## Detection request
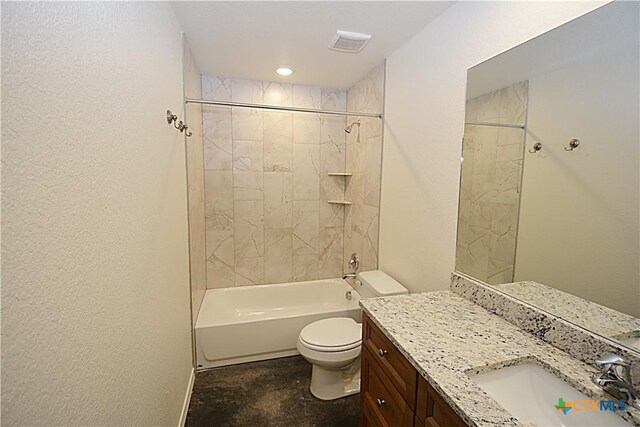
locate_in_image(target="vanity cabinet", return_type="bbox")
[360,313,468,427]
[416,376,467,427]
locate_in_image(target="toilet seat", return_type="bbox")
[299,317,362,353]
[299,338,361,352]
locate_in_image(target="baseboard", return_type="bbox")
[179,367,195,427]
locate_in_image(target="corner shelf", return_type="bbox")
[327,200,352,205]
[326,172,353,177]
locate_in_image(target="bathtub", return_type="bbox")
[195,278,362,369]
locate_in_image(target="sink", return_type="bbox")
[470,363,632,426]
[613,331,640,350]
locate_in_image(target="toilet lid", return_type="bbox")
[299,317,362,351]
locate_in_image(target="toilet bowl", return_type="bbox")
[297,270,409,400]
[297,317,362,400]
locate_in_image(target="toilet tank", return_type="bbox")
[356,270,408,298]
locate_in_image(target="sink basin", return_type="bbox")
[613,331,640,350]
[470,363,632,426]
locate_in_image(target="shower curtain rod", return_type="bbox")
[185,98,383,119]
[465,120,525,129]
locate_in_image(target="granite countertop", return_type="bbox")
[494,282,640,340]
[360,291,640,427]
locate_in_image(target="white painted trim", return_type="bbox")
[179,368,195,427]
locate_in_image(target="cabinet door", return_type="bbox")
[416,375,468,427]
[363,313,418,409]
[361,346,414,427]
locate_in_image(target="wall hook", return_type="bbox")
[564,138,580,151]
[166,110,178,125]
[529,142,543,154]
[166,109,192,137]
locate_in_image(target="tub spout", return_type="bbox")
[343,273,357,280]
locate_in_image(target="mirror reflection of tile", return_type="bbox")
[456,81,527,285]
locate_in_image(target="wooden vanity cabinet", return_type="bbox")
[361,346,414,427]
[360,313,468,427]
[416,376,467,427]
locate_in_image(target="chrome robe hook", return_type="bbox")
[166,110,192,137]
[529,142,543,154]
[167,110,178,125]
[564,138,580,151]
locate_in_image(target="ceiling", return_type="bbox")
[171,1,454,90]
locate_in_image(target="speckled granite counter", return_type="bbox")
[494,282,640,341]
[360,291,640,427]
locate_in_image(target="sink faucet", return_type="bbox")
[591,354,640,410]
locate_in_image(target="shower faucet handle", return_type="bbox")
[348,253,359,271]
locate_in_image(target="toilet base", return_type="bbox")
[309,357,361,400]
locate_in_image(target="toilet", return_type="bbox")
[297,270,408,400]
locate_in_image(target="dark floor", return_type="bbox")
[185,356,360,427]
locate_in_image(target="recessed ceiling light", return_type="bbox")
[276,67,293,76]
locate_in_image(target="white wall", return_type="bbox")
[1,3,193,425]
[515,44,639,316]
[380,1,608,293]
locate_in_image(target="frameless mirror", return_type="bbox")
[455,1,640,352]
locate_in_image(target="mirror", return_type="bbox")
[455,1,640,352]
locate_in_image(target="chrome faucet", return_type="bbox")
[343,253,360,281]
[591,354,640,410]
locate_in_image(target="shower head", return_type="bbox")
[345,119,361,134]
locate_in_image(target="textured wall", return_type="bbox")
[1,3,193,425]
[456,82,527,285]
[201,77,347,287]
[183,37,207,331]
[345,64,385,272]
[380,1,607,293]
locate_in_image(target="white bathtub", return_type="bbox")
[195,278,362,369]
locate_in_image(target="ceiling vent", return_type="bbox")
[328,31,371,53]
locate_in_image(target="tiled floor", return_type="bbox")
[185,356,360,427]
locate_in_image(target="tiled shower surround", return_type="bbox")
[202,64,384,288]
[344,64,384,273]
[456,81,527,285]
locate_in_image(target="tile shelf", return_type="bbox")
[326,172,353,177]
[327,200,352,205]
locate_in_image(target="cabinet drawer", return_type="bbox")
[361,347,413,427]
[360,396,382,427]
[363,313,417,409]
[416,375,468,427]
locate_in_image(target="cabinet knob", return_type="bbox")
[378,348,388,357]
[376,398,386,407]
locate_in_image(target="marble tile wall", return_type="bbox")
[456,81,527,285]
[344,63,385,272]
[201,75,347,287]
